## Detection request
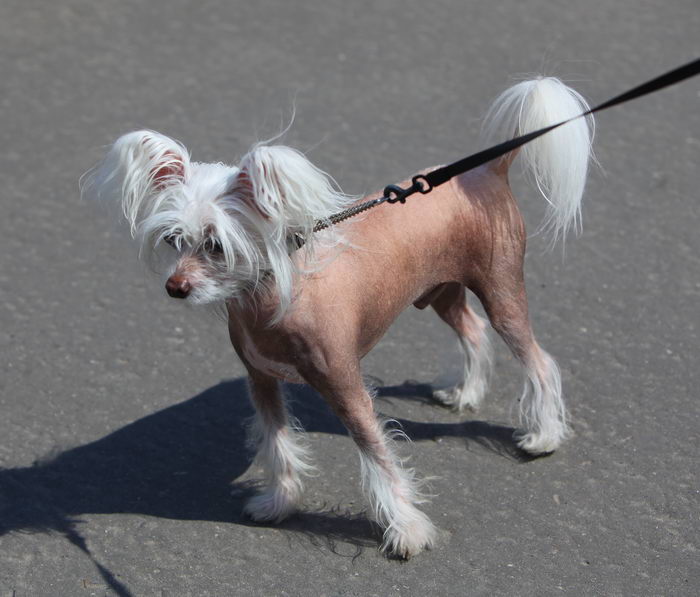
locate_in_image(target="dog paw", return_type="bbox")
[514,430,564,455]
[243,489,297,523]
[381,510,437,559]
[432,386,480,412]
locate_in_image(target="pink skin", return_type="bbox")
[224,158,539,389]
[429,282,487,349]
[166,157,559,557]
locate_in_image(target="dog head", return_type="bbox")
[83,130,352,319]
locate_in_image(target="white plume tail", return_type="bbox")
[482,77,595,244]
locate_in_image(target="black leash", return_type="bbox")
[307,57,700,240]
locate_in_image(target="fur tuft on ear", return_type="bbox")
[233,143,356,323]
[237,144,353,242]
[82,130,191,235]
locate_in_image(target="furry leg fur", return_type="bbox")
[357,417,436,558]
[479,277,571,455]
[312,371,436,558]
[514,346,569,454]
[431,284,493,411]
[244,373,314,522]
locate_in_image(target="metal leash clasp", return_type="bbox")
[383,174,433,204]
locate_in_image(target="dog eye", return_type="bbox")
[163,233,179,248]
[204,238,224,255]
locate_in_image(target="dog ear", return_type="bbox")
[236,145,346,234]
[83,130,190,234]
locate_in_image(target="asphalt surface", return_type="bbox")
[1,1,699,595]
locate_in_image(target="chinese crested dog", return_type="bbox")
[84,76,594,558]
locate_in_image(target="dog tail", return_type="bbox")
[482,77,595,244]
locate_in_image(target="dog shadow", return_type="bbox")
[0,377,524,594]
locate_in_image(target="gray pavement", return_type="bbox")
[1,1,699,595]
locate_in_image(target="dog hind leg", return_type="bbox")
[243,371,314,522]
[477,275,571,455]
[430,282,493,412]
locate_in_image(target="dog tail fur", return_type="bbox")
[482,77,595,245]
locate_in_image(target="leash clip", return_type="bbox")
[383,174,433,204]
[411,174,433,194]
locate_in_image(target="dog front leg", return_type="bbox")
[307,366,436,558]
[243,370,314,523]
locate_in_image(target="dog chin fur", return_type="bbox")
[85,74,594,558]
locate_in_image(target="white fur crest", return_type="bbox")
[82,130,192,235]
[238,144,354,239]
[235,144,356,320]
[83,131,355,322]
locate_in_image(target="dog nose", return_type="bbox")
[165,275,192,299]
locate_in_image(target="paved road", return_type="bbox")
[1,1,699,595]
